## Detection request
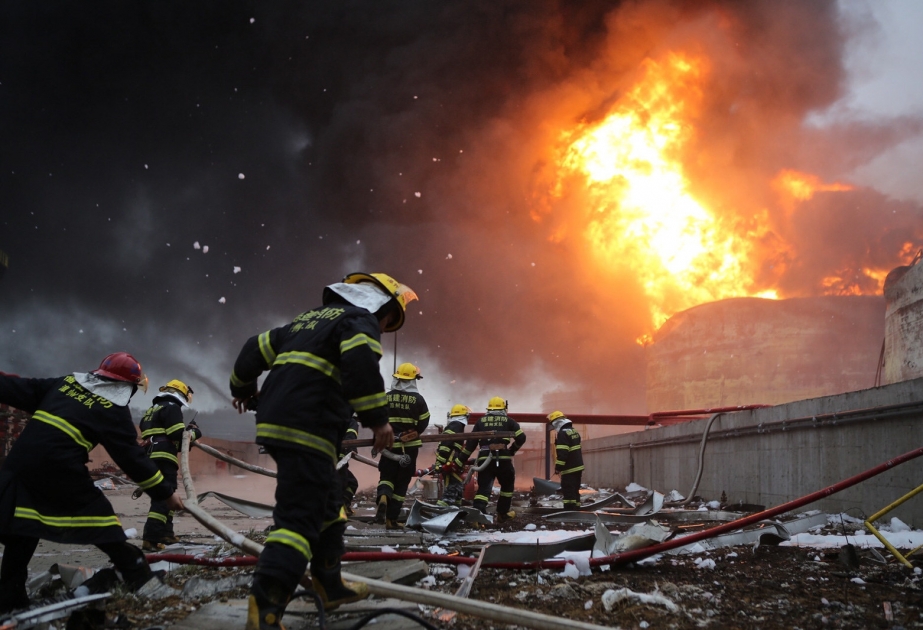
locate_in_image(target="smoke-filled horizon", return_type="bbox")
[2,0,922,420]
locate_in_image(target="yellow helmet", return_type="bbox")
[393,362,421,380]
[448,404,471,418]
[547,410,566,423]
[486,396,507,410]
[343,272,418,332]
[159,379,193,400]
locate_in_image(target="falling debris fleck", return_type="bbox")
[414,192,421,198]
[194,242,201,250]
[218,297,226,304]
[249,17,255,23]
[418,311,422,315]
[413,95,418,99]
[203,246,209,253]
[356,240,361,245]
[238,173,245,180]
[446,253,453,259]
[166,243,171,247]
[233,266,241,274]
[266,245,270,250]
[531,262,536,267]
[144,164,149,169]
[79,329,84,334]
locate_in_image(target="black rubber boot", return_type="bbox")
[310,558,369,611]
[374,495,387,524]
[246,574,292,630]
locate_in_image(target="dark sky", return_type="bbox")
[1,0,921,419]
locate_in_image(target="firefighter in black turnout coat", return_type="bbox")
[230,272,416,630]
[464,397,526,522]
[547,411,585,510]
[375,362,430,528]
[139,379,202,550]
[435,404,472,506]
[0,353,184,614]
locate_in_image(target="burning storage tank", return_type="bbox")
[882,256,923,384]
[645,296,884,412]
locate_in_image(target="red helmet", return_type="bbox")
[93,352,146,388]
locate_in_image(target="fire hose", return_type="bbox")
[373,447,412,468]
[463,454,493,484]
[176,431,611,630]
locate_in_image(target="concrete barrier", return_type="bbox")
[582,377,923,526]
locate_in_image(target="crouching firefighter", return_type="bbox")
[375,362,429,529]
[139,379,201,551]
[464,397,526,522]
[435,404,471,506]
[0,353,184,615]
[547,411,584,510]
[230,272,416,629]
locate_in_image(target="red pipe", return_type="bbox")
[587,443,923,567]
[342,551,475,565]
[147,445,923,572]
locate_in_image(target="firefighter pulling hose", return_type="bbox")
[375,362,430,529]
[229,271,417,629]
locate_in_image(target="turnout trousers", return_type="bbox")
[339,465,358,509]
[376,446,419,521]
[143,459,179,542]
[256,445,347,594]
[560,471,582,510]
[472,457,516,516]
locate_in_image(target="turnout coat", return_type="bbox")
[230,302,390,463]
[0,373,173,544]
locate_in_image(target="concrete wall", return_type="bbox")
[884,261,923,384]
[583,377,923,526]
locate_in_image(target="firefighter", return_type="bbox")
[230,272,416,630]
[338,414,360,516]
[0,353,184,614]
[434,404,471,507]
[139,379,202,551]
[547,411,584,510]
[463,397,526,522]
[375,362,430,528]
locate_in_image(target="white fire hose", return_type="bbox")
[372,446,412,468]
[463,454,493,484]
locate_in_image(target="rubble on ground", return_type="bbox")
[5,484,923,629]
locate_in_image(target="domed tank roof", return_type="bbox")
[646,296,884,411]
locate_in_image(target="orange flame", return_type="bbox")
[773,169,853,202]
[556,53,761,334]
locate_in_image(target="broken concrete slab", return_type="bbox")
[181,574,251,600]
[1,593,111,629]
[458,533,597,564]
[344,532,427,548]
[342,559,429,585]
[593,521,673,556]
[171,597,422,630]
